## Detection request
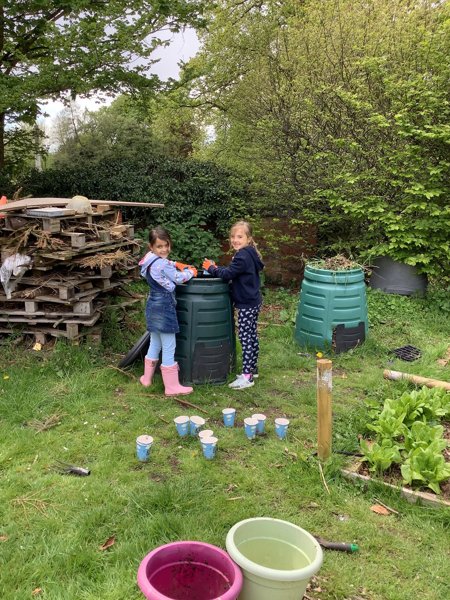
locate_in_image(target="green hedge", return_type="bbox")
[22,156,250,264]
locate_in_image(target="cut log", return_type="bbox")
[383,369,450,391]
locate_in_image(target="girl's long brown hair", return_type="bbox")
[148,226,172,248]
[230,221,262,259]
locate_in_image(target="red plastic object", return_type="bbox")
[0,195,7,218]
[137,541,243,600]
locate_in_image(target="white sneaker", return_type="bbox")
[228,375,254,390]
[228,375,246,388]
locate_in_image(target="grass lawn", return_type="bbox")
[0,284,449,600]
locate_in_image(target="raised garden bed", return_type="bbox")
[342,458,450,509]
[352,385,450,507]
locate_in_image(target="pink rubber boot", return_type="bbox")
[140,358,158,387]
[161,363,193,396]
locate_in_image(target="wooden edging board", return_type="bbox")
[341,469,450,509]
[1,198,164,212]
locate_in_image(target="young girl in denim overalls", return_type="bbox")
[139,226,197,395]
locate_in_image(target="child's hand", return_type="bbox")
[202,258,216,271]
[188,267,198,278]
[175,261,190,271]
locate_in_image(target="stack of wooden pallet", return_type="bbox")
[0,198,158,343]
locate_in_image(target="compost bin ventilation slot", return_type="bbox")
[333,322,365,354]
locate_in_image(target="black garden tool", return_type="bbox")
[52,460,90,476]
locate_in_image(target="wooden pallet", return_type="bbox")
[0,310,101,338]
[3,209,118,233]
[0,324,103,344]
[36,239,139,261]
[0,298,99,317]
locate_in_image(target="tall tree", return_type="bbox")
[0,0,205,172]
[186,0,450,276]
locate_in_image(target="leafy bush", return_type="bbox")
[138,215,222,266]
[21,156,250,246]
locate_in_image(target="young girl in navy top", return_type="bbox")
[139,226,197,395]
[203,221,264,390]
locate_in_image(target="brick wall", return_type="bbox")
[219,217,316,286]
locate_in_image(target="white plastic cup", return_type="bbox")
[222,408,236,427]
[136,435,153,462]
[201,436,218,460]
[190,415,206,436]
[244,417,258,440]
[198,429,214,440]
[275,418,290,440]
[174,415,190,437]
[252,413,267,434]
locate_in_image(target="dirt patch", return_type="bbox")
[169,455,181,471]
[149,472,167,482]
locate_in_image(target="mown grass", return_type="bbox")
[0,285,449,600]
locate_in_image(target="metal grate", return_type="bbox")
[391,345,422,362]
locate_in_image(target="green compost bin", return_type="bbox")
[175,277,236,385]
[295,266,368,352]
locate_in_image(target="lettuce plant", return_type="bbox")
[360,439,402,474]
[401,444,450,495]
[403,421,447,454]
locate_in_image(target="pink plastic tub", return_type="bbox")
[137,541,243,600]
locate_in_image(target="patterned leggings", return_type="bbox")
[237,304,262,375]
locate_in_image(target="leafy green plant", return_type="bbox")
[397,387,450,424]
[279,306,298,325]
[163,215,222,266]
[367,387,450,430]
[401,444,450,495]
[361,385,450,493]
[366,405,408,442]
[403,422,447,455]
[360,439,402,474]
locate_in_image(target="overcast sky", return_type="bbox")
[40,28,200,124]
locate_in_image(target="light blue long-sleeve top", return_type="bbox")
[139,251,193,291]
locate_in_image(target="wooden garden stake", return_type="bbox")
[317,359,332,461]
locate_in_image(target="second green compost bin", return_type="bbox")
[295,266,368,352]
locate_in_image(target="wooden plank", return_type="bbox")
[73,301,94,315]
[34,332,47,345]
[65,323,79,339]
[25,301,38,314]
[0,324,101,341]
[37,238,138,261]
[100,266,112,278]
[59,286,75,300]
[42,218,61,233]
[0,311,101,326]
[1,198,164,212]
[26,208,76,217]
[60,232,86,248]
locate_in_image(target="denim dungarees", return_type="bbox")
[145,257,179,334]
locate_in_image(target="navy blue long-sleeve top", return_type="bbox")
[207,246,264,308]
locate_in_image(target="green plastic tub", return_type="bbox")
[225,517,323,600]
